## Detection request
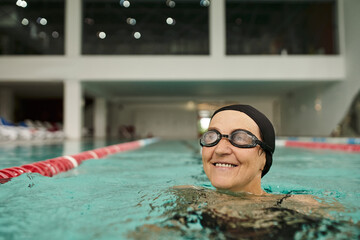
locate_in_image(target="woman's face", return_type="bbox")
[201,110,266,194]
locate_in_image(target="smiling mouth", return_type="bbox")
[213,162,238,168]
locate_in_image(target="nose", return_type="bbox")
[214,137,232,155]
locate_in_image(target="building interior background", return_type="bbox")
[0,0,359,141]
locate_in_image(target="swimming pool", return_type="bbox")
[0,140,359,239]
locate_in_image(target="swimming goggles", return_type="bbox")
[200,129,273,154]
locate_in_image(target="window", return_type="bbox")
[82,0,210,55]
[0,0,65,55]
[226,0,338,55]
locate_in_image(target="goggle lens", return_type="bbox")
[200,129,257,148]
[231,130,254,146]
[202,131,218,146]
[200,129,274,154]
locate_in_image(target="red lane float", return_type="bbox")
[0,138,158,182]
[285,141,360,152]
[22,164,47,176]
[0,167,29,178]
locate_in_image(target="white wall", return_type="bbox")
[0,57,344,82]
[135,108,197,139]
[102,97,278,139]
[279,0,360,136]
[117,106,136,128]
[115,103,198,139]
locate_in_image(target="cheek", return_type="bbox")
[201,147,212,162]
[234,148,263,169]
[249,149,266,170]
[201,148,213,176]
[258,152,267,170]
[233,148,254,162]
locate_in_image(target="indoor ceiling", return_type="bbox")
[0,81,63,98]
[0,80,335,102]
[82,80,335,103]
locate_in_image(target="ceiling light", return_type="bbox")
[120,0,130,8]
[98,32,106,39]
[166,17,175,25]
[166,0,175,8]
[21,18,29,26]
[126,18,136,25]
[200,0,210,7]
[133,32,141,39]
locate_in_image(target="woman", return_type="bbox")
[129,105,348,239]
[200,104,275,195]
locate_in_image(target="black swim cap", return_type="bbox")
[211,104,275,178]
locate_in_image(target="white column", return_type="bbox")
[210,0,226,58]
[0,89,14,122]
[94,98,107,138]
[64,80,82,139]
[65,0,82,57]
[63,0,82,139]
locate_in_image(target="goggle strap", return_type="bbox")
[255,140,274,154]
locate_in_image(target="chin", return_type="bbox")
[210,178,235,190]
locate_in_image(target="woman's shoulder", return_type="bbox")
[287,194,321,205]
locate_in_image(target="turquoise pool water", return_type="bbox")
[0,139,124,169]
[0,140,359,239]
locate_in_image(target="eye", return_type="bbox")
[203,131,218,144]
[232,131,253,145]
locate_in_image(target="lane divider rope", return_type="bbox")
[276,138,360,152]
[284,141,360,152]
[0,138,158,184]
[63,156,78,168]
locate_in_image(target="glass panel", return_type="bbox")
[82,0,209,55]
[0,0,65,55]
[226,0,338,55]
